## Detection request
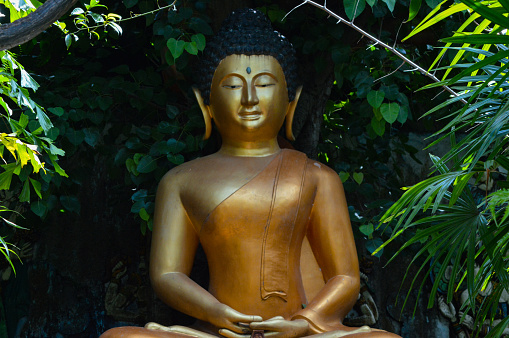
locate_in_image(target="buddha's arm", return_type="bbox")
[150,172,262,334]
[291,164,360,334]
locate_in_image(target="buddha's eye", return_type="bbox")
[221,76,243,89]
[222,84,243,89]
[254,75,276,88]
[255,83,275,88]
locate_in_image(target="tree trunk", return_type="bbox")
[292,58,335,159]
[0,0,79,50]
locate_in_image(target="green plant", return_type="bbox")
[378,1,509,336]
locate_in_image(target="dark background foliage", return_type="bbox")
[0,0,467,336]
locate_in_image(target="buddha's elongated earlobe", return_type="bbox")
[285,86,303,141]
[192,87,212,140]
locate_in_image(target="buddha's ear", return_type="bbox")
[192,87,212,140]
[285,86,303,142]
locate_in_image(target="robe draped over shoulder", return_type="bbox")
[199,149,312,320]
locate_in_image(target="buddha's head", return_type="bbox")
[193,8,302,141]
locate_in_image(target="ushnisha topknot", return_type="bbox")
[194,8,299,105]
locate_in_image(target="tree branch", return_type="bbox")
[0,0,79,51]
[292,0,467,104]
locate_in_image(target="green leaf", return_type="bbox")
[123,0,138,8]
[166,105,179,119]
[49,155,67,177]
[168,154,184,165]
[366,238,384,257]
[344,0,366,20]
[88,12,104,23]
[0,165,16,190]
[0,97,12,115]
[48,144,65,156]
[397,105,409,124]
[65,128,85,145]
[20,69,39,90]
[460,0,509,28]
[381,0,395,12]
[137,155,157,173]
[107,22,122,36]
[184,41,198,55]
[167,38,185,59]
[402,0,453,42]
[366,0,376,7]
[339,171,350,182]
[131,189,147,201]
[442,34,509,45]
[371,117,385,136]
[31,200,47,217]
[408,0,422,21]
[48,107,64,116]
[360,223,374,236]
[367,90,385,108]
[70,97,83,109]
[60,195,81,214]
[167,139,186,154]
[71,7,85,15]
[34,105,53,133]
[126,158,138,175]
[499,0,509,12]
[65,34,72,49]
[440,34,509,44]
[19,180,30,202]
[83,128,100,147]
[425,0,440,8]
[29,178,42,199]
[353,172,364,185]
[380,102,400,124]
[18,113,29,128]
[131,199,146,213]
[188,17,213,35]
[191,33,206,51]
[97,96,113,111]
[125,137,142,150]
[139,208,150,221]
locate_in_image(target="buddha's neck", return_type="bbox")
[219,138,281,157]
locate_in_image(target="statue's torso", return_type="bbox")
[176,150,317,320]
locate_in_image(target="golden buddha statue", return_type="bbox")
[102,9,401,338]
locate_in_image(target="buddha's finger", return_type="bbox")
[227,311,263,324]
[219,328,251,338]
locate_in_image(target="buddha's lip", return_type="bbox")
[238,110,262,119]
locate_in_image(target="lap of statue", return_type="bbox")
[101,323,401,338]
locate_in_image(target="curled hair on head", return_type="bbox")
[194,8,299,105]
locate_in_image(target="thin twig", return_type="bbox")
[282,1,308,22]
[289,0,467,104]
[374,61,405,83]
[393,20,404,49]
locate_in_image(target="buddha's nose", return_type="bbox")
[241,83,259,106]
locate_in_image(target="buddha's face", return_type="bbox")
[207,54,290,142]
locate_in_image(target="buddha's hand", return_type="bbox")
[220,316,309,338]
[208,303,263,335]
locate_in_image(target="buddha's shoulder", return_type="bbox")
[304,157,342,185]
[158,155,217,185]
[280,149,341,185]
